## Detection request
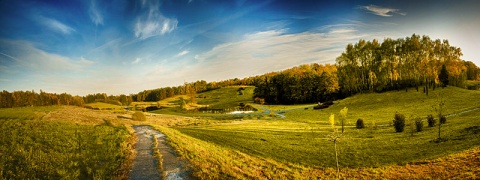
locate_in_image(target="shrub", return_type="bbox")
[415,119,424,132]
[427,114,436,127]
[393,113,405,132]
[313,101,334,110]
[440,115,447,124]
[356,118,365,129]
[132,111,147,121]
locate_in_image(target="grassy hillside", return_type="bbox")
[285,86,480,125]
[196,86,255,109]
[0,106,133,179]
[151,86,256,117]
[174,86,480,169]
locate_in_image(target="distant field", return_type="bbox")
[196,86,255,109]
[84,102,125,110]
[0,106,59,120]
[156,95,190,108]
[151,86,257,118]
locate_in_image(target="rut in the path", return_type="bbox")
[129,126,195,180]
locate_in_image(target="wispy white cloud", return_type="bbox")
[329,28,357,34]
[132,57,142,64]
[134,0,178,39]
[80,56,95,65]
[38,16,76,34]
[175,50,189,57]
[89,0,103,25]
[359,5,406,17]
[169,27,366,82]
[0,51,20,61]
[0,40,94,73]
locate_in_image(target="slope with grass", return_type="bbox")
[151,86,256,118]
[196,86,255,109]
[173,87,480,170]
[0,106,134,179]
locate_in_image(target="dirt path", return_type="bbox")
[129,126,195,180]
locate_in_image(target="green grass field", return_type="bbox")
[173,87,480,169]
[1,86,479,179]
[0,107,133,179]
[196,86,255,109]
[151,86,257,118]
[0,106,60,120]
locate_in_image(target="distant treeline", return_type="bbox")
[1,34,479,108]
[0,90,84,108]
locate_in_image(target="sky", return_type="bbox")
[1,0,479,95]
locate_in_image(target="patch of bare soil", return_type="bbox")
[129,126,162,180]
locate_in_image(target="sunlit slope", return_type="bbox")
[285,86,480,124]
[176,86,480,168]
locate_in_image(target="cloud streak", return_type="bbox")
[172,27,365,82]
[39,16,76,34]
[0,40,94,73]
[175,50,189,57]
[359,5,406,17]
[132,57,142,64]
[89,0,103,25]
[134,0,178,39]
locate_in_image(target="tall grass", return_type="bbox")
[0,107,134,179]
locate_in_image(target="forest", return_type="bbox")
[1,34,479,108]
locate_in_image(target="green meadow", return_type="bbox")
[1,86,479,179]
[153,86,480,178]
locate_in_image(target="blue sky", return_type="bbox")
[1,0,479,95]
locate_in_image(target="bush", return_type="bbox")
[132,111,147,121]
[393,113,405,132]
[313,101,334,110]
[440,116,447,124]
[415,119,424,132]
[356,118,365,129]
[427,114,436,127]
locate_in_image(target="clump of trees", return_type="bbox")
[253,64,339,104]
[336,34,468,96]
[83,93,133,106]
